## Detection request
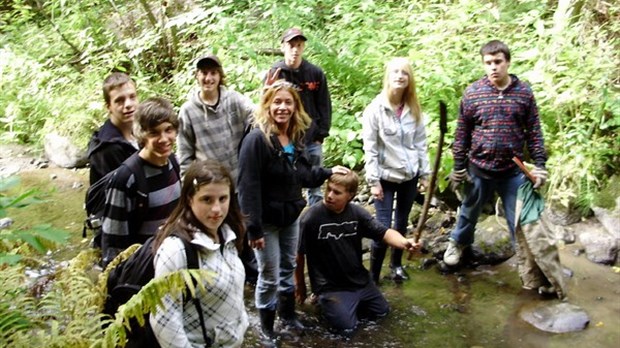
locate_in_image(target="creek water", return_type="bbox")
[7,166,618,347]
[242,242,620,347]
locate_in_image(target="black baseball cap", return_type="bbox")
[195,54,221,69]
[281,28,307,43]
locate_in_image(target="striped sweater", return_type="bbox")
[453,75,547,175]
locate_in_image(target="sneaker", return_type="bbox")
[390,266,409,283]
[443,240,463,266]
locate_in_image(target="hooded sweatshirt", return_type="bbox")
[87,119,138,185]
[176,86,254,180]
[270,59,332,145]
[362,93,431,185]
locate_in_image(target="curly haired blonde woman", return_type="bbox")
[237,80,349,344]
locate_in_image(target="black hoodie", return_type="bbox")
[270,59,332,145]
[87,119,137,185]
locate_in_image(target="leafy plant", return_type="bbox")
[0,177,70,265]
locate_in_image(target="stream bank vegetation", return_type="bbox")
[0,0,618,346]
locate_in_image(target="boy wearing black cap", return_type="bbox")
[177,54,255,179]
[177,53,257,283]
[268,28,332,207]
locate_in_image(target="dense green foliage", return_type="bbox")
[1,0,618,211]
[0,176,69,265]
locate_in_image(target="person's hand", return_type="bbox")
[449,168,469,191]
[295,281,307,305]
[418,176,430,193]
[404,238,421,252]
[531,166,548,189]
[330,165,350,175]
[370,183,384,201]
[264,68,281,87]
[249,237,265,250]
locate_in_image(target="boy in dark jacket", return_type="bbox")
[269,28,332,206]
[87,72,139,185]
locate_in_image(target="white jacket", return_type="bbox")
[362,93,431,185]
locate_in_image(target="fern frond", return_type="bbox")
[96,244,142,298]
[97,269,214,348]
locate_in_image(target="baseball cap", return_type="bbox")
[281,28,307,43]
[195,54,221,69]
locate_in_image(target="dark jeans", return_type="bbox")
[318,281,389,332]
[371,178,418,280]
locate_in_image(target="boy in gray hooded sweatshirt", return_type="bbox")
[176,54,255,180]
[176,53,257,283]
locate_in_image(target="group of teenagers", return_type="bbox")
[88,26,549,347]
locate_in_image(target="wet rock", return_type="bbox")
[0,217,14,229]
[591,198,620,240]
[470,215,515,264]
[544,203,583,226]
[520,302,589,333]
[578,229,618,265]
[421,258,437,270]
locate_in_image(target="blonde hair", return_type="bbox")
[254,80,311,146]
[382,57,421,123]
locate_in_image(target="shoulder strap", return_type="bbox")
[121,153,149,230]
[178,236,211,347]
[169,155,181,178]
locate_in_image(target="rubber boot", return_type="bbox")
[370,244,387,284]
[259,309,277,347]
[278,291,304,336]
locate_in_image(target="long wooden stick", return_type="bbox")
[512,156,536,184]
[408,101,447,258]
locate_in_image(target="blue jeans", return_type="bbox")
[371,178,418,278]
[253,219,300,310]
[318,281,389,332]
[306,143,323,207]
[450,172,526,246]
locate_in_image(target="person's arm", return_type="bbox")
[100,169,133,266]
[524,92,547,169]
[294,252,307,305]
[314,70,332,143]
[361,101,384,200]
[150,237,192,347]
[414,114,431,178]
[176,106,197,176]
[452,95,474,171]
[383,228,420,252]
[237,131,266,242]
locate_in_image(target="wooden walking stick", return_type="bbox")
[408,101,448,259]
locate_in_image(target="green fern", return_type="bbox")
[97,268,214,348]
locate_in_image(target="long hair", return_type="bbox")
[154,160,246,252]
[382,57,421,123]
[254,79,311,147]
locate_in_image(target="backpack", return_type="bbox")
[83,153,180,248]
[103,235,212,347]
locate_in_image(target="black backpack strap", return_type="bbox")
[178,236,212,348]
[121,153,149,232]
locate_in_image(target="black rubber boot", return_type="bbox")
[278,291,305,334]
[370,244,387,284]
[259,309,278,347]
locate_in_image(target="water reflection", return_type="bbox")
[242,243,620,347]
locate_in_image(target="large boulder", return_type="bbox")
[43,133,88,168]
